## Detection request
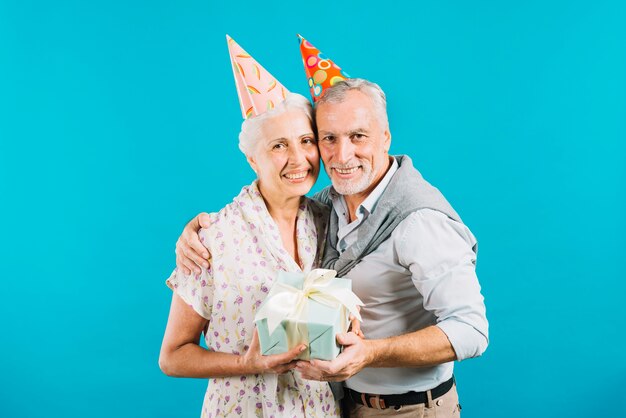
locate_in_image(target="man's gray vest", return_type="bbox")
[314,155,469,277]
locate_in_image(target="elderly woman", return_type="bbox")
[158,93,340,417]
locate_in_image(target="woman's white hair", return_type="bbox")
[238,93,314,157]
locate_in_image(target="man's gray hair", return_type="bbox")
[238,93,314,157]
[315,78,389,130]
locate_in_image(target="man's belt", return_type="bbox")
[346,376,455,410]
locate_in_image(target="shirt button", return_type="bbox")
[436,399,443,406]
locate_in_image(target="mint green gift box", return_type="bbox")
[254,270,360,361]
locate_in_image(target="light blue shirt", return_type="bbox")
[334,159,399,253]
[329,160,489,394]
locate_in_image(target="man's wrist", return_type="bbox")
[364,338,382,368]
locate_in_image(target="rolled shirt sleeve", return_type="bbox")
[397,209,489,360]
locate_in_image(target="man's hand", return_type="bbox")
[348,307,364,338]
[242,329,306,374]
[295,332,373,381]
[175,212,213,275]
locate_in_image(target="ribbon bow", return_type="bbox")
[255,268,363,335]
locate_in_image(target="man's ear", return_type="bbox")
[384,130,392,153]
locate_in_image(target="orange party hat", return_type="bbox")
[227,35,289,119]
[297,34,350,102]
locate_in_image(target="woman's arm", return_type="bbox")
[159,294,306,378]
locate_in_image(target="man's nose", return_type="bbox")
[335,137,354,164]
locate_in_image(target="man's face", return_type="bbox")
[315,89,391,197]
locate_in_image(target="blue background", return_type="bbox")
[1,1,625,417]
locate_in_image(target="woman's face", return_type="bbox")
[248,108,320,201]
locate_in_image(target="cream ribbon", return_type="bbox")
[255,268,363,346]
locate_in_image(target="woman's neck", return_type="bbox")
[257,182,303,267]
[257,182,301,225]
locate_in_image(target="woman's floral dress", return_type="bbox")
[166,181,338,417]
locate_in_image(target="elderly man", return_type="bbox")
[176,79,488,417]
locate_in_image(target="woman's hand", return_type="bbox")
[241,329,307,374]
[175,212,213,275]
[160,296,306,378]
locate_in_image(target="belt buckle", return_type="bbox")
[361,393,386,409]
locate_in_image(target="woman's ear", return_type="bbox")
[246,155,258,174]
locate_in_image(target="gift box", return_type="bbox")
[254,269,363,361]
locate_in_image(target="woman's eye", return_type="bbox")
[273,143,286,149]
[302,137,316,144]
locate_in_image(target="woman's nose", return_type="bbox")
[288,144,306,163]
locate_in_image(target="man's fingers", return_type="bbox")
[349,316,362,337]
[176,235,202,274]
[182,243,210,269]
[177,252,198,275]
[177,213,209,268]
[297,364,334,381]
[317,359,336,373]
[297,356,354,382]
[186,214,201,230]
[274,361,298,374]
[175,255,192,276]
[198,212,212,229]
[295,362,318,380]
[187,235,210,261]
[180,253,201,275]
[298,371,317,380]
[336,332,359,346]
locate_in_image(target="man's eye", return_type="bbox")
[273,143,286,149]
[302,137,316,144]
[322,136,335,142]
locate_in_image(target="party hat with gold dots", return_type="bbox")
[297,34,350,102]
[227,35,289,119]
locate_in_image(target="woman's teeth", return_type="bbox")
[285,171,308,180]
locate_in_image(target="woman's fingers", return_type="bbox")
[268,344,306,365]
[244,328,306,374]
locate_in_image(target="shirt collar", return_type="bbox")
[329,157,398,220]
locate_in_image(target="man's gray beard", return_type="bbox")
[328,162,375,196]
